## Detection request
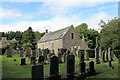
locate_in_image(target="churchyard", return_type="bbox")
[1,47,119,80]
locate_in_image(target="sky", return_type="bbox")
[0,0,119,32]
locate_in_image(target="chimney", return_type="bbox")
[45,29,48,33]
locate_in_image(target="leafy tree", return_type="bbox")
[75,23,99,49]
[22,27,36,49]
[99,17,120,50]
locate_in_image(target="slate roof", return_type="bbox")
[39,26,72,43]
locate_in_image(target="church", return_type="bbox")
[37,25,88,53]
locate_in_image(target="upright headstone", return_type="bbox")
[5,47,12,57]
[38,56,44,64]
[66,55,75,80]
[38,48,42,57]
[58,49,62,63]
[88,61,95,74]
[30,50,36,65]
[32,65,44,80]
[79,62,86,75]
[105,50,109,62]
[72,47,77,56]
[43,49,48,62]
[20,58,26,65]
[19,48,24,57]
[25,47,32,59]
[108,60,113,69]
[95,47,100,64]
[86,50,89,60]
[49,56,61,80]
[99,49,102,57]
[101,50,105,63]
[108,47,113,61]
[78,50,84,62]
[64,50,70,63]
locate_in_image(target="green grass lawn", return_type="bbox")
[1,55,120,79]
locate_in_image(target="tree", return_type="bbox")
[99,18,120,50]
[22,27,36,49]
[75,23,99,49]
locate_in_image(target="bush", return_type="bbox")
[87,49,95,58]
[113,50,120,59]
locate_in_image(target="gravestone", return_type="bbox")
[108,60,113,69]
[101,50,105,63]
[32,65,44,80]
[72,47,77,56]
[99,49,102,57]
[43,49,48,62]
[66,55,75,80]
[88,61,95,74]
[49,56,61,80]
[58,49,62,63]
[20,58,26,65]
[95,47,100,64]
[80,62,86,75]
[78,50,84,62]
[38,48,42,57]
[38,56,44,64]
[31,50,36,57]
[64,50,70,63]
[25,47,32,59]
[105,50,109,62]
[86,50,89,60]
[108,47,113,61]
[19,48,24,57]
[5,47,12,57]
[30,57,36,65]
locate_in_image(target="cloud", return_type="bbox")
[0,8,22,19]
[85,11,113,31]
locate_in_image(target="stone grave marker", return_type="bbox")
[80,61,86,75]
[5,47,12,57]
[95,47,100,64]
[88,61,95,74]
[38,48,42,57]
[49,55,61,80]
[20,58,26,65]
[63,50,70,63]
[108,47,113,61]
[65,55,75,80]
[38,56,44,64]
[105,50,109,62]
[58,49,62,63]
[25,47,32,59]
[19,48,24,57]
[108,60,113,69]
[78,50,84,62]
[101,50,105,63]
[119,55,120,64]
[32,65,44,80]
[86,50,89,60]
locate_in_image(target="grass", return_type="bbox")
[0,54,120,79]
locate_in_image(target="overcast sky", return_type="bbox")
[0,0,119,32]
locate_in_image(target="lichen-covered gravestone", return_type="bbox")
[25,47,32,59]
[49,55,61,80]
[65,55,75,80]
[32,65,44,80]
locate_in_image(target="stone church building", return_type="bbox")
[38,25,88,53]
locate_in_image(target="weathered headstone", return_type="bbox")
[25,47,32,59]
[30,57,36,65]
[88,61,95,74]
[31,50,36,57]
[105,50,109,62]
[101,50,105,63]
[78,50,84,62]
[49,56,61,80]
[63,50,70,63]
[38,56,44,64]
[80,62,86,75]
[95,47,100,64]
[20,58,26,65]
[72,47,77,56]
[43,49,48,62]
[5,47,12,57]
[19,48,24,57]
[108,60,113,69]
[108,47,113,61]
[32,65,44,80]
[38,48,42,57]
[86,50,89,60]
[66,55,75,80]
[58,49,62,63]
